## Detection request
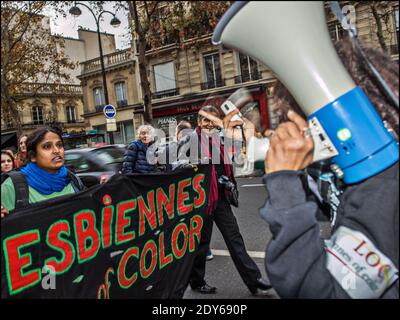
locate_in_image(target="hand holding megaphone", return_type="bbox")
[265,110,314,173]
[199,108,255,141]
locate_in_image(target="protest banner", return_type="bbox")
[1,165,211,298]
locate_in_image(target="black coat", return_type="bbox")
[260,162,399,299]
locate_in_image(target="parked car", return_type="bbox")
[64,144,126,188]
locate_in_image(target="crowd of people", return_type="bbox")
[1,33,398,299]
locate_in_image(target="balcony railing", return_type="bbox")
[234,72,262,84]
[82,49,132,73]
[200,78,225,90]
[116,100,129,108]
[152,88,179,99]
[95,105,106,113]
[20,83,83,95]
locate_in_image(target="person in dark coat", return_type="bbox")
[122,125,156,174]
[259,37,399,299]
[176,105,272,296]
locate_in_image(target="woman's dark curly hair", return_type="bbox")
[273,36,399,133]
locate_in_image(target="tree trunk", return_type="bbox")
[2,80,23,137]
[8,98,22,137]
[371,4,388,53]
[137,33,153,125]
[129,1,154,126]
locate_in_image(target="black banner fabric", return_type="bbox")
[1,166,211,298]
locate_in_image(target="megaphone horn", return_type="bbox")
[212,1,398,184]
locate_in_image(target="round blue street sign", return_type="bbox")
[103,104,116,119]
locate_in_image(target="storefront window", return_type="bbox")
[155,113,197,142]
[93,120,134,145]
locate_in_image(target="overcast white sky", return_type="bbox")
[43,1,131,50]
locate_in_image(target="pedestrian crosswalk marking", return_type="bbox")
[211,249,265,259]
[241,184,265,188]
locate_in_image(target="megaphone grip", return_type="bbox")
[308,86,399,184]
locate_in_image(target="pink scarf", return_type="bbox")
[196,127,233,214]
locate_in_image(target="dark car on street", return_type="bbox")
[64,144,126,188]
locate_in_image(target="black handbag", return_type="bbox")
[218,175,239,207]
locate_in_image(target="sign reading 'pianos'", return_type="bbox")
[1,166,211,298]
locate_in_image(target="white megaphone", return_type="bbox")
[212,1,398,184]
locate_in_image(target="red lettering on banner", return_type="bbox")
[172,223,188,259]
[74,211,100,263]
[4,231,41,295]
[192,175,206,208]
[45,221,75,274]
[156,185,175,226]
[116,201,136,245]
[189,215,203,252]
[177,179,193,215]
[138,192,157,236]
[159,232,173,269]
[118,247,139,289]
[102,206,113,248]
[140,241,157,278]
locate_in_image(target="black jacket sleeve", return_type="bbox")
[260,164,399,299]
[260,170,350,298]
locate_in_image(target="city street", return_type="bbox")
[184,175,279,299]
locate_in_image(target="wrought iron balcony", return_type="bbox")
[95,105,106,113]
[152,88,179,99]
[234,72,261,84]
[116,99,128,108]
[200,78,225,90]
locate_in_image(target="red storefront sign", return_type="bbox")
[153,90,269,130]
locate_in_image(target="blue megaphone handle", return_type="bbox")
[309,86,398,184]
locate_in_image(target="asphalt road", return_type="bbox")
[183,176,280,299]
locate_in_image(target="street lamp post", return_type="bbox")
[69,2,121,145]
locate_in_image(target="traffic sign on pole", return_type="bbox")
[103,104,116,119]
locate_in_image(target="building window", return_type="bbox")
[328,21,345,41]
[66,106,76,123]
[152,62,177,99]
[93,87,105,110]
[237,53,259,83]
[115,81,128,107]
[202,52,223,89]
[32,106,44,125]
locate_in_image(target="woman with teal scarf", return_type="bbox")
[1,127,84,217]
